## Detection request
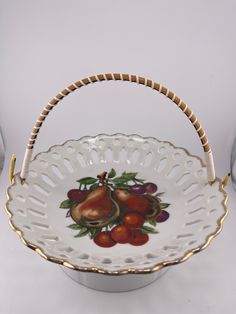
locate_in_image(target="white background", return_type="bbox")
[1,1,236,313]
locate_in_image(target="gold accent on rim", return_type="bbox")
[5,135,228,276]
[9,154,16,183]
[222,173,230,189]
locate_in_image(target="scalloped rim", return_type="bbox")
[5,134,228,275]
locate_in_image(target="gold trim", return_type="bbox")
[5,135,228,275]
[222,173,230,189]
[9,154,16,183]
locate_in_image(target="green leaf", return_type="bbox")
[90,183,100,191]
[108,222,115,229]
[77,177,98,185]
[67,223,81,230]
[121,172,138,180]
[89,228,102,239]
[108,168,116,178]
[112,177,129,184]
[122,171,137,176]
[114,183,130,189]
[134,178,145,183]
[160,203,170,209]
[140,225,158,234]
[60,199,73,209]
[74,227,90,238]
[155,192,165,197]
[112,172,135,183]
[149,219,157,227]
[113,172,145,186]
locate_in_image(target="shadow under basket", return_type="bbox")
[6,73,228,292]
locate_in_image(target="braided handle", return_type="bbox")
[20,73,215,183]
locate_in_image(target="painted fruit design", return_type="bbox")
[59,169,170,248]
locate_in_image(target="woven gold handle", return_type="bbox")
[20,73,215,183]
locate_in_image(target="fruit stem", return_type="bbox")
[97,172,107,185]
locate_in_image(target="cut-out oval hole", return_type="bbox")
[76,153,86,168]
[29,196,46,207]
[102,258,112,264]
[145,253,157,259]
[16,209,26,216]
[188,240,197,245]
[29,170,38,178]
[143,152,153,168]
[33,183,50,196]
[177,233,194,239]
[16,195,25,202]
[131,149,139,164]
[124,258,134,263]
[51,164,64,179]
[42,235,59,241]
[78,254,89,260]
[182,183,198,195]
[202,225,211,230]
[187,194,204,204]
[176,173,191,186]
[63,158,74,173]
[156,157,167,173]
[28,208,46,217]
[41,174,56,187]
[188,207,205,215]
[185,219,202,226]
[163,245,178,250]
[91,149,99,164]
[119,147,127,162]
[104,147,113,162]
[32,222,50,229]
[166,164,181,178]
[23,225,32,231]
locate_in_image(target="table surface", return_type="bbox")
[0,157,235,314]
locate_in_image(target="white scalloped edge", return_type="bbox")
[6,134,228,274]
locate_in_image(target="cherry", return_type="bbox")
[110,225,131,244]
[144,182,157,194]
[67,189,88,202]
[94,231,116,248]
[128,184,146,195]
[129,229,149,246]
[122,212,144,229]
[156,210,169,223]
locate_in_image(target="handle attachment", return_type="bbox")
[9,154,16,183]
[221,173,230,188]
[20,73,215,183]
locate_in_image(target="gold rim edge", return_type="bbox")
[5,134,229,276]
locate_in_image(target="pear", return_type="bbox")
[70,186,120,228]
[113,189,160,220]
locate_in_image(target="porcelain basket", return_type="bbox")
[6,73,228,292]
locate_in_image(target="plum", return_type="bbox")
[128,184,146,195]
[144,182,158,194]
[156,210,169,223]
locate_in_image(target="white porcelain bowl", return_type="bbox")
[6,134,227,291]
